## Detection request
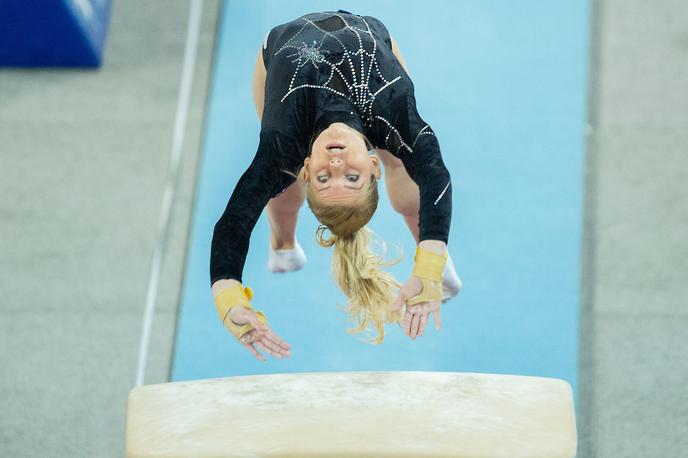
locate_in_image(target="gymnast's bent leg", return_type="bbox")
[265,180,307,273]
[251,45,306,273]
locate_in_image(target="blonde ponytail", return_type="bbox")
[281,132,405,344]
[316,225,403,345]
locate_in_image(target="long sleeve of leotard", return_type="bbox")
[401,96,453,244]
[359,14,453,244]
[209,131,283,286]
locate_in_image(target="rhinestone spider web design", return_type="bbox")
[286,40,330,68]
[273,12,436,156]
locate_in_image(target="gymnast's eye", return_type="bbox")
[316,174,358,184]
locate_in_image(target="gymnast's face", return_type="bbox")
[304,122,380,205]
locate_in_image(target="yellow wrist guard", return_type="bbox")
[407,246,448,306]
[214,284,268,340]
[412,246,448,281]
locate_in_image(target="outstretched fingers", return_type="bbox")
[404,303,441,339]
[252,321,291,356]
[254,340,282,359]
[238,323,291,361]
[410,313,421,338]
[244,318,291,359]
[240,332,266,362]
[418,312,429,336]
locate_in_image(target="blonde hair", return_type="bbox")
[282,137,404,344]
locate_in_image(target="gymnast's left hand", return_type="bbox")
[391,276,442,340]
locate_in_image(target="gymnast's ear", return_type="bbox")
[370,155,381,180]
[299,160,310,182]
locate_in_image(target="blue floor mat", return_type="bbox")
[171,0,590,411]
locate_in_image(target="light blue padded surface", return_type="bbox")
[171,0,590,410]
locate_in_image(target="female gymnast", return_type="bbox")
[210,10,462,362]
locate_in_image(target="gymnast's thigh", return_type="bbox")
[266,180,306,212]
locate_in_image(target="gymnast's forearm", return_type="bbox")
[409,136,452,246]
[209,219,251,285]
[209,145,280,287]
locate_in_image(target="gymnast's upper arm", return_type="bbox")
[251,46,267,121]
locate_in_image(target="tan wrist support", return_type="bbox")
[406,247,448,306]
[412,246,448,282]
[214,284,267,340]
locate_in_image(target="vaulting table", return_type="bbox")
[126,371,577,457]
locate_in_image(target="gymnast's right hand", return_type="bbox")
[212,280,292,362]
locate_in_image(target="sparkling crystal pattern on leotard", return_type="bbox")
[210,12,453,285]
[273,12,435,156]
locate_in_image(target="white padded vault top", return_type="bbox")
[126,371,577,457]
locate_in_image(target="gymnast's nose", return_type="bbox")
[329,158,343,168]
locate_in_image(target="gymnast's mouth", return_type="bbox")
[326,142,346,152]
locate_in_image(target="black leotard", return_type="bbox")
[210,10,452,285]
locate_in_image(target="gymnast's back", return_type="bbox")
[259,10,418,157]
[210,10,452,285]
